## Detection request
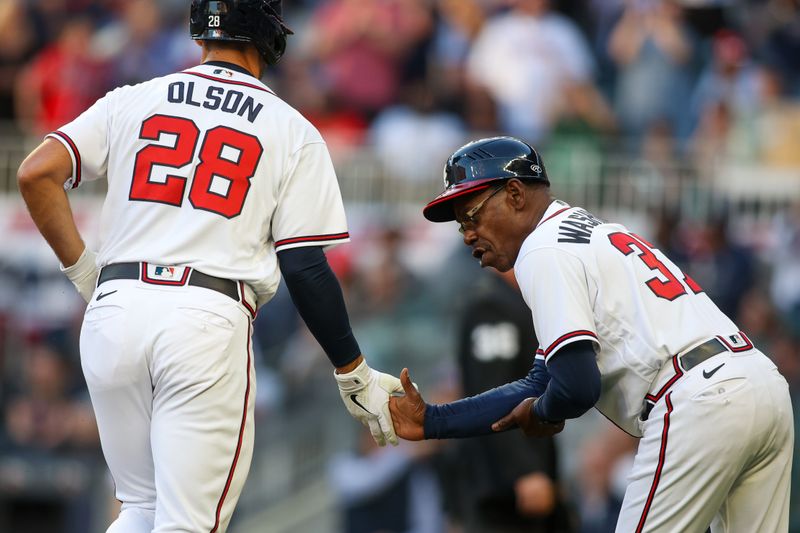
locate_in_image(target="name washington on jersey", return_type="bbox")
[558,209,604,244]
[167,81,263,123]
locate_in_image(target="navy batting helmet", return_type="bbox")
[423,136,549,223]
[190,0,293,66]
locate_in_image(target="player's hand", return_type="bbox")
[388,368,426,441]
[60,248,99,303]
[491,397,565,437]
[335,359,404,447]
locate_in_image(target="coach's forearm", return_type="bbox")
[424,367,539,439]
[18,174,85,267]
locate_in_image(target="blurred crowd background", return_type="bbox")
[0,0,799,532]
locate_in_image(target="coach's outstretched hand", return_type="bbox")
[388,368,426,441]
[492,397,565,437]
[335,358,404,447]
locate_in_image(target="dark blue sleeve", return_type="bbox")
[423,341,598,439]
[278,246,360,367]
[424,366,538,439]
[533,341,601,422]
[530,357,550,397]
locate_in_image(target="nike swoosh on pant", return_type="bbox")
[96,290,118,301]
[702,363,725,379]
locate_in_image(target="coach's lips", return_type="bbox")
[472,247,486,261]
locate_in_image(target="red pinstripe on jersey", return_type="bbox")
[644,356,683,404]
[211,321,252,533]
[275,232,350,249]
[238,281,256,318]
[536,206,571,228]
[50,130,82,189]
[541,330,598,359]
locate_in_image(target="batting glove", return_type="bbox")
[60,248,99,303]
[335,359,404,446]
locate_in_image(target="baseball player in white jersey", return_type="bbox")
[389,136,794,532]
[17,2,404,532]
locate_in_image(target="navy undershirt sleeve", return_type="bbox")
[533,341,601,422]
[423,341,599,439]
[278,246,360,367]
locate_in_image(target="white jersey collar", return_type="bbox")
[183,63,276,95]
[535,199,571,230]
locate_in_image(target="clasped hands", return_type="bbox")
[388,368,565,440]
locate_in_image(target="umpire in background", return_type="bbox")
[452,266,572,533]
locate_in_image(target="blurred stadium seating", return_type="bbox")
[1,1,798,532]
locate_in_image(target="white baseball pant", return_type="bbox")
[616,349,793,533]
[80,278,256,533]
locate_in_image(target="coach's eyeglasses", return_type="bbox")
[458,184,506,234]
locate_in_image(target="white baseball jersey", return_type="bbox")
[515,200,750,436]
[515,200,793,533]
[49,62,352,533]
[47,62,349,306]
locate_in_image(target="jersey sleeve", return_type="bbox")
[45,93,111,191]
[271,142,350,252]
[516,247,599,362]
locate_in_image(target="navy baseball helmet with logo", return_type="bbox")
[423,136,550,223]
[190,0,293,66]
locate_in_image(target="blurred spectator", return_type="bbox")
[430,0,486,111]
[681,213,756,321]
[92,0,199,87]
[280,57,369,162]
[0,1,38,125]
[769,203,800,335]
[14,15,108,135]
[749,67,800,167]
[691,30,760,129]
[465,0,596,143]
[759,0,800,97]
[608,0,695,145]
[575,425,636,533]
[369,80,466,185]
[2,342,97,452]
[448,269,573,532]
[310,0,433,119]
[328,426,445,533]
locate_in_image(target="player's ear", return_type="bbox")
[505,179,527,211]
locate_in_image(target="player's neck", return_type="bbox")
[201,49,263,79]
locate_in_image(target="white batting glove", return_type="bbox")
[335,359,404,447]
[60,248,99,303]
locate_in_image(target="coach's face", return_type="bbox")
[454,180,528,272]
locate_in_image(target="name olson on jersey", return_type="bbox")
[558,209,604,244]
[167,81,263,123]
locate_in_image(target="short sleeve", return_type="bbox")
[45,93,111,191]
[271,142,349,251]
[516,247,599,361]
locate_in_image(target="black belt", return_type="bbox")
[98,262,239,301]
[640,338,727,421]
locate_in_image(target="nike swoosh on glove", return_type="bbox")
[334,359,404,446]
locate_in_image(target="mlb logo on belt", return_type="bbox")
[154,266,176,279]
[143,263,190,286]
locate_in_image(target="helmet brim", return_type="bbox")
[422,178,499,223]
